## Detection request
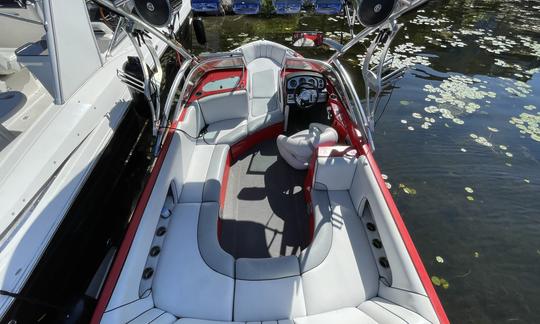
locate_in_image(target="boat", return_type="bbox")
[90,0,450,323]
[312,0,343,14]
[0,0,192,320]
[273,0,303,14]
[89,0,449,322]
[191,0,223,14]
[232,0,262,15]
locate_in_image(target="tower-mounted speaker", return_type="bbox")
[133,0,181,27]
[354,0,397,27]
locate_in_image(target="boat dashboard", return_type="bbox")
[285,71,328,108]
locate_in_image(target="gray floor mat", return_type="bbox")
[221,139,310,258]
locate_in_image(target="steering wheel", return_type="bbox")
[294,82,319,109]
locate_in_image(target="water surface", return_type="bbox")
[195,1,540,322]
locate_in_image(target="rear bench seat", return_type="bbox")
[103,139,436,323]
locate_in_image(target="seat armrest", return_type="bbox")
[313,147,358,191]
[179,103,205,138]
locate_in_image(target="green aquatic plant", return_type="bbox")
[509,112,540,142]
[399,183,417,195]
[431,276,449,289]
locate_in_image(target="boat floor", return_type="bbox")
[221,139,310,258]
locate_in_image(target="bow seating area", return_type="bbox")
[100,41,438,324]
[181,41,291,146]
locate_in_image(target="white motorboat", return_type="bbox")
[0,0,192,320]
[89,0,450,323]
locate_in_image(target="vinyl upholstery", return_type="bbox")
[102,42,438,324]
[276,123,338,170]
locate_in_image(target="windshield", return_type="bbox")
[179,54,246,107]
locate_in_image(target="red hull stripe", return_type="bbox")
[90,122,178,324]
[362,144,449,324]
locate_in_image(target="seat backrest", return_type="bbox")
[197,90,249,124]
[237,40,290,66]
[179,102,206,138]
[313,155,357,191]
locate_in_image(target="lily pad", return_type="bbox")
[466,195,475,201]
[465,187,474,193]
[439,278,450,289]
[435,256,444,263]
[431,276,441,286]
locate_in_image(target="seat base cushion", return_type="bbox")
[153,203,235,321]
[234,276,306,322]
[199,118,248,145]
[179,144,230,203]
[236,256,300,280]
[293,307,377,324]
[357,298,431,324]
[276,133,311,170]
[276,124,338,170]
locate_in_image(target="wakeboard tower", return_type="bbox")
[87,0,450,323]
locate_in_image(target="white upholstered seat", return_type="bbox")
[235,40,293,134]
[276,123,338,170]
[152,203,235,321]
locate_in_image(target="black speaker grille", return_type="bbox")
[357,0,396,27]
[134,0,174,27]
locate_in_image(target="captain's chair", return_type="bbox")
[276,123,338,170]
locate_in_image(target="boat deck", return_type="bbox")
[221,139,310,258]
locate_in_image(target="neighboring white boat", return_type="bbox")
[90,0,450,323]
[0,0,192,319]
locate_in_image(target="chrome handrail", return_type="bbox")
[332,59,375,149]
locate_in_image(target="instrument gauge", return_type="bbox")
[300,77,306,84]
[289,79,297,88]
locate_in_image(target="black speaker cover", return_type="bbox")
[356,0,397,27]
[133,0,176,27]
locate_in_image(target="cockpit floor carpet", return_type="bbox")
[221,139,310,258]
